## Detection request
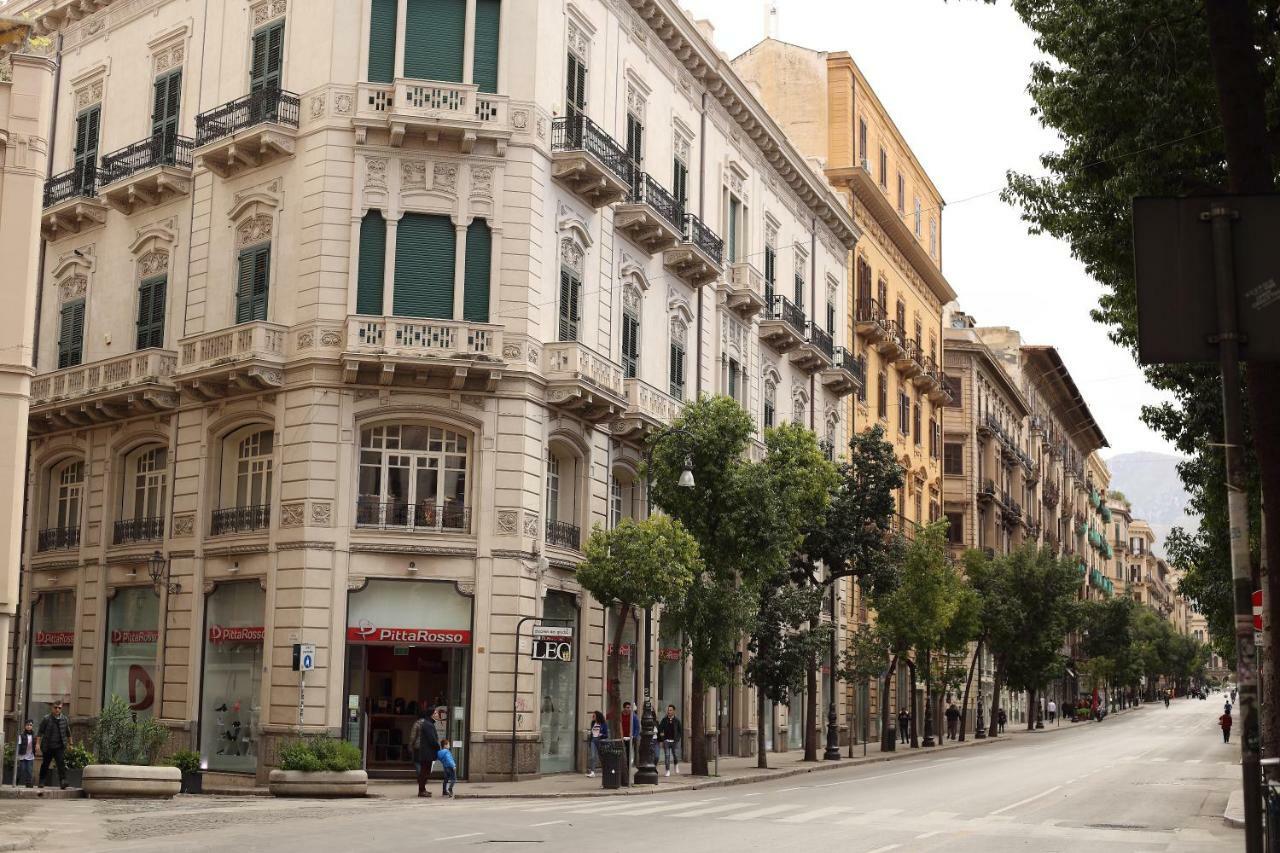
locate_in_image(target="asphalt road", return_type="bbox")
[33,695,1242,852]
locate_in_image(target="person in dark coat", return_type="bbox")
[411,704,442,798]
[897,708,910,744]
[945,703,961,740]
[16,721,35,788]
[37,701,71,789]
[656,704,683,776]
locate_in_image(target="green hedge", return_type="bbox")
[278,737,362,772]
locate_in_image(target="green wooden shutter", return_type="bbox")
[357,210,387,315]
[152,70,182,159]
[566,53,586,121]
[463,218,491,323]
[473,0,500,94]
[236,245,271,323]
[394,213,456,319]
[764,246,775,299]
[74,106,100,194]
[669,343,685,400]
[367,0,398,84]
[621,311,638,379]
[558,268,579,341]
[251,21,284,92]
[136,276,167,349]
[58,300,85,369]
[672,159,687,208]
[404,0,464,83]
[728,197,740,263]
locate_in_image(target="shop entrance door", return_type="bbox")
[344,643,469,777]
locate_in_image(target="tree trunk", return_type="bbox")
[757,689,768,769]
[905,657,919,748]
[1026,686,1037,731]
[607,605,629,728]
[990,658,1004,738]
[880,655,898,751]
[959,639,981,742]
[804,652,818,761]
[690,670,708,776]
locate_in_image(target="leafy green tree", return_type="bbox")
[577,515,700,724]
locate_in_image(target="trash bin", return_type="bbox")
[599,739,626,790]
[884,726,896,751]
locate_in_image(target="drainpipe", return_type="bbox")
[809,216,816,431]
[695,92,706,397]
[30,33,63,369]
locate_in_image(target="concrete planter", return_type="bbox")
[81,765,181,799]
[268,769,368,798]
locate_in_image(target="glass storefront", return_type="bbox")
[538,590,578,774]
[30,591,76,719]
[657,621,682,719]
[103,587,159,717]
[344,580,472,777]
[607,607,638,709]
[200,582,265,773]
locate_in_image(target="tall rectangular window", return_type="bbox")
[626,113,643,193]
[897,174,905,214]
[395,213,456,319]
[367,0,398,83]
[727,194,742,262]
[929,218,937,258]
[673,157,688,208]
[877,371,888,420]
[879,148,888,189]
[669,336,686,401]
[621,306,639,379]
[944,442,963,476]
[558,268,581,341]
[58,300,85,369]
[356,209,387,315]
[235,244,271,323]
[73,105,100,194]
[858,118,867,165]
[914,197,922,237]
[565,52,586,122]
[135,275,166,350]
[152,69,182,156]
[946,511,964,545]
[913,402,922,445]
[249,20,285,92]
[404,0,465,82]
[473,0,501,94]
[463,218,492,322]
[794,259,805,309]
[764,244,776,300]
[899,391,910,435]
[728,358,740,402]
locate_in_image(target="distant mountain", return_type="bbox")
[1105,451,1197,557]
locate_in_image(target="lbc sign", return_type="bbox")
[531,638,573,663]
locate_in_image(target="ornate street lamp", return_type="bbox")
[634,429,694,786]
[148,550,181,596]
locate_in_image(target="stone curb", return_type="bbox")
[1224,790,1245,829]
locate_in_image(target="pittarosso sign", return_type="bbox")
[111,630,159,645]
[346,626,472,646]
[208,625,265,644]
[35,631,74,647]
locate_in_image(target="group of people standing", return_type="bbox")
[410,705,458,798]
[586,703,684,778]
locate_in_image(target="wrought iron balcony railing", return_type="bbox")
[627,170,684,232]
[210,504,271,536]
[767,294,806,336]
[43,165,96,208]
[195,88,301,147]
[681,212,723,264]
[546,519,582,550]
[37,526,80,552]
[354,499,471,532]
[98,133,194,186]
[112,516,165,545]
[807,322,834,358]
[550,115,632,187]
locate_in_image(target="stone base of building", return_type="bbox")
[468,732,541,782]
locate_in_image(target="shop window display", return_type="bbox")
[30,591,76,719]
[200,582,265,773]
[103,587,159,718]
[538,591,578,774]
[657,620,682,720]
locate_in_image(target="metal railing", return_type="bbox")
[546,519,582,550]
[978,479,996,499]
[833,346,865,383]
[627,171,684,232]
[43,165,96,208]
[113,516,164,545]
[807,322,834,358]
[681,212,723,264]
[195,88,301,147]
[37,526,80,552]
[98,133,194,186]
[767,294,806,336]
[210,504,271,536]
[550,115,632,187]
[354,499,470,532]
[856,298,887,326]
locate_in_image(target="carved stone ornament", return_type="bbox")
[670,317,688,348]
[334,94,353,114]
[59,275,87,303]
[311,502,332,527]
[366,157,388,189]
[296,330,314,350]
[674,133,691,166]
[154,44,184,73]
[623,285,640,313]
[522,512,539,538]
[536,117,546,139]
[138,250,169,278]
[502,342,521,361]
[626,84,646,122]
[567,19,590,59]
[280,502,305,528]
[310,94,326,119]
[511,109,529,131]
[236,215,273,248]
[401,160,426,189]
[172,515,195,537]
[320,330,342,347]
[433,163,458,192]
[455,580,476,598]
[75,79,104,111]
[560,238,584,275]
[527,346,539,364]
[496,510,518,535]
[470,166,494,198]
[251,0,288,28]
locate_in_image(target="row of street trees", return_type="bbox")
[577,395,1207,775]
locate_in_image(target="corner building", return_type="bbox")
[7,0,859,782]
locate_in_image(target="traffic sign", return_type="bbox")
[1253,590,1263,632]
[292,642,316,672]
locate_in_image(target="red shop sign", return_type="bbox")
[208,625,265,644]
[346,625,471,646]
[35,631,74,647]
[111,630,159,645]
[659,647,682,662]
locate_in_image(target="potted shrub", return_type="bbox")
[268,737,367,798]
[167,750,202,794]
[80,696,179,799]
[2,742,13,785]
[62,742,94,789]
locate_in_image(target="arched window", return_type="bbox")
[40,459,84,551]
[213,426,273,534]
[763,377,777,429]
[116,445,167,543]
[546,443,581,549]
[792,387,808,427]
[356,424,470,531]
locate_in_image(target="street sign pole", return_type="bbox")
[1206,204,1264,853]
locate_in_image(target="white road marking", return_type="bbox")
[989,785,1062,816]
[530,820,566,827]
[669,802,755,818]
[919,811,959,822]
[723,804,801,821]
[819,759,970,788]
[608,799,724,816]
[568,800,694,815]
[434,833,482,841]
[743,792,763,797]
[915,831,943,839]
[837,808,905,825]
[1184,759,1202,764]
[779,785,806,792]
[1151,757,1169,763]
[866,845,900,853]
[777,806,853,823]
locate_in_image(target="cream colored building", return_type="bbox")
[5,0,860,782]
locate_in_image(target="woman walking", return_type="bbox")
[1220,709,1233,744]
[586,710,609,778]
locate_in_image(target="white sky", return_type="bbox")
[680,0,1178,458]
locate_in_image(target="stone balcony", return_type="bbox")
[41,166,107,240]
[173,321,288,400]
[663,213,723,288]
[820,346,864,397]
[541,341,627,423]
[97,133,193,215]
[722,262,766,320]
[612,377,682,441]
[354,79,512,153]
[340,315,504,391]
[193,89,300,178]
[550,116,632,208]
[854,299,888,344]
[614,171,684,254]
[791,321,834,374]
[28,349,178,434]
[758,294,806,353]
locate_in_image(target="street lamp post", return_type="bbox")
[824,582,841,760]
[974,645,986,738]
[634,428,695,786]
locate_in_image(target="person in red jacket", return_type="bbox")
[1220,710,1233,744]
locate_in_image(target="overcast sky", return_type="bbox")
[680,0,1178,459]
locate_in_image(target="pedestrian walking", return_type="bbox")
[617,701,640,767]
[15,721,35,788]
[897,708,910,744]
[996,708,1007,733]
[36,701,71,789]
[1047,699,1057,724]
[657,704,682,777]
[438,739,458,798]
[1220,710,1233,743]
[587,711,609,778]
[945,703,960,741]
[410,704,442,798]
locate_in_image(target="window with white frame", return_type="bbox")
[559,238,584,341]
[610,469,639,528]
[622,286,640,380]
[669,318,687,400]
[115,446,167,544]
[40,459,84,550]
[914,197,922,237]
[929,218,937,258]
[763,375,777,429]
[213,426,274,534]
[546,445,581,549]
[356,424,470,531]
[793,389,807,426]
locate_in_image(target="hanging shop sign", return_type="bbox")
[531,638,573,662]
[345,623,472,646]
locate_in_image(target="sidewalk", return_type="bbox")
[1223,790,1245,828]
[373,708,1142,800]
